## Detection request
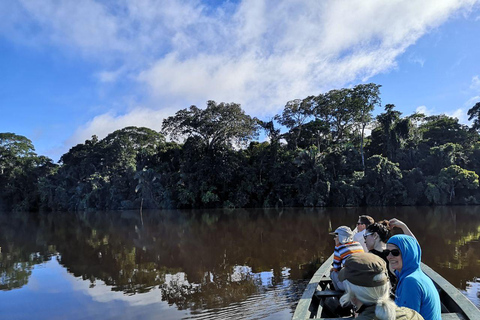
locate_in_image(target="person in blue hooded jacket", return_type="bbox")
[386,234,441,320]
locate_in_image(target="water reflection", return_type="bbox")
[0,207,479,319]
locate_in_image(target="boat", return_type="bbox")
[293,254,480,320]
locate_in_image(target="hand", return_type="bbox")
[389,218,406,230]
[388,218,415,238]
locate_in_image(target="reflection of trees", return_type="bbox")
[1,259,34,290]
[160,267,259,311]
[0,212,53,290]
[2,207,480,308]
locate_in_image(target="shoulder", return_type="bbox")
[404,270,435,289]
[339,242,363,253]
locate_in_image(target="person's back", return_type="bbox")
[332,240,365,271]
[329,226,364,291]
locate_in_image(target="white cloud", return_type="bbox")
[136,0,480,115]
[409,54,426,67]
[416,105,433,115]
[471,75,480,91]
[446,108,469,124]
[417,105,470,124]
[465,96,480,107]
[2,0,480,151]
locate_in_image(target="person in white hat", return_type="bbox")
[329,226,364,290]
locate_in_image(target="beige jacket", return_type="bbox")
[356,304,425,320]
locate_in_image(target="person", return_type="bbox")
[364,220,397,291]
[387,235,441,320]
[338,253,424,320]
[330,226,364,290]
[353,215,375,252]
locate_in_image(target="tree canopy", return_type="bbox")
[162,101,258,151]
[2,89,480,212]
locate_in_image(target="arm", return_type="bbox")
[389,218,416,239]
[396,277,422,313]
[331,246,341,271]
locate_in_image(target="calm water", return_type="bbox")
[1,207,479,319]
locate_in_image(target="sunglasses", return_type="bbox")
[363,232,373,240]
[356,222,363,225]
[384,249,401,257]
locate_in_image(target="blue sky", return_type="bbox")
[1,0,480,161]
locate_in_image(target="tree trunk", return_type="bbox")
[139,197,144,226]
[361,125,365,170]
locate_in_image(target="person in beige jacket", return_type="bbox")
[338,253,424,320]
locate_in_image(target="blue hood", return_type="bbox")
[387,234,421,279]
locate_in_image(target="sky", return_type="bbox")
[1,0,480,161]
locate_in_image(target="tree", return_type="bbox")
[0,133,36,175]
[0,133,55,211]
[102,126,165,172]
[362,155,405,205]
[425,165,479,204]
[420,115,475,147]
[275,98,313,149]
[162,101,258,152]
[351,83,381,169]
[314,88,355,144]
[467,102,480,132]
[369,104,402,159]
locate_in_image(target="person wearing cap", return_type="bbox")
[330,226,364,290]
[387,235,441,320]
[353,215,375,252]
[339,253,424,320]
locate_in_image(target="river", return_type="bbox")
[0,206,479,319]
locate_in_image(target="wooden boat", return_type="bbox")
[293,254,480,320]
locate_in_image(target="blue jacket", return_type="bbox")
[387,235,441,320]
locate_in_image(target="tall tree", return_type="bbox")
[275,98,313,149]
[316,88,355,144]
[162,101,258,152]
[467,102,480,132]
[351,83,381,169]
[0,133,55,211]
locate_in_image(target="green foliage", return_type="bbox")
[467,102,480,132]
[4,89,480,211]
[0,133,56,211]
[162,100,258,151]
[275,98,313,149]
[362,155,406,206]
[420,115,476,148]
[400,168,426,205]
[425,165,479,205]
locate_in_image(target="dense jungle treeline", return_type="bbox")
[2,83,480,212]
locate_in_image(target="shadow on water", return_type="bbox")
[1,206,480,318]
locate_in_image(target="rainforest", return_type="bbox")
[2,83,480,212]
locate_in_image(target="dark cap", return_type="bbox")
[338,253,388,287]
